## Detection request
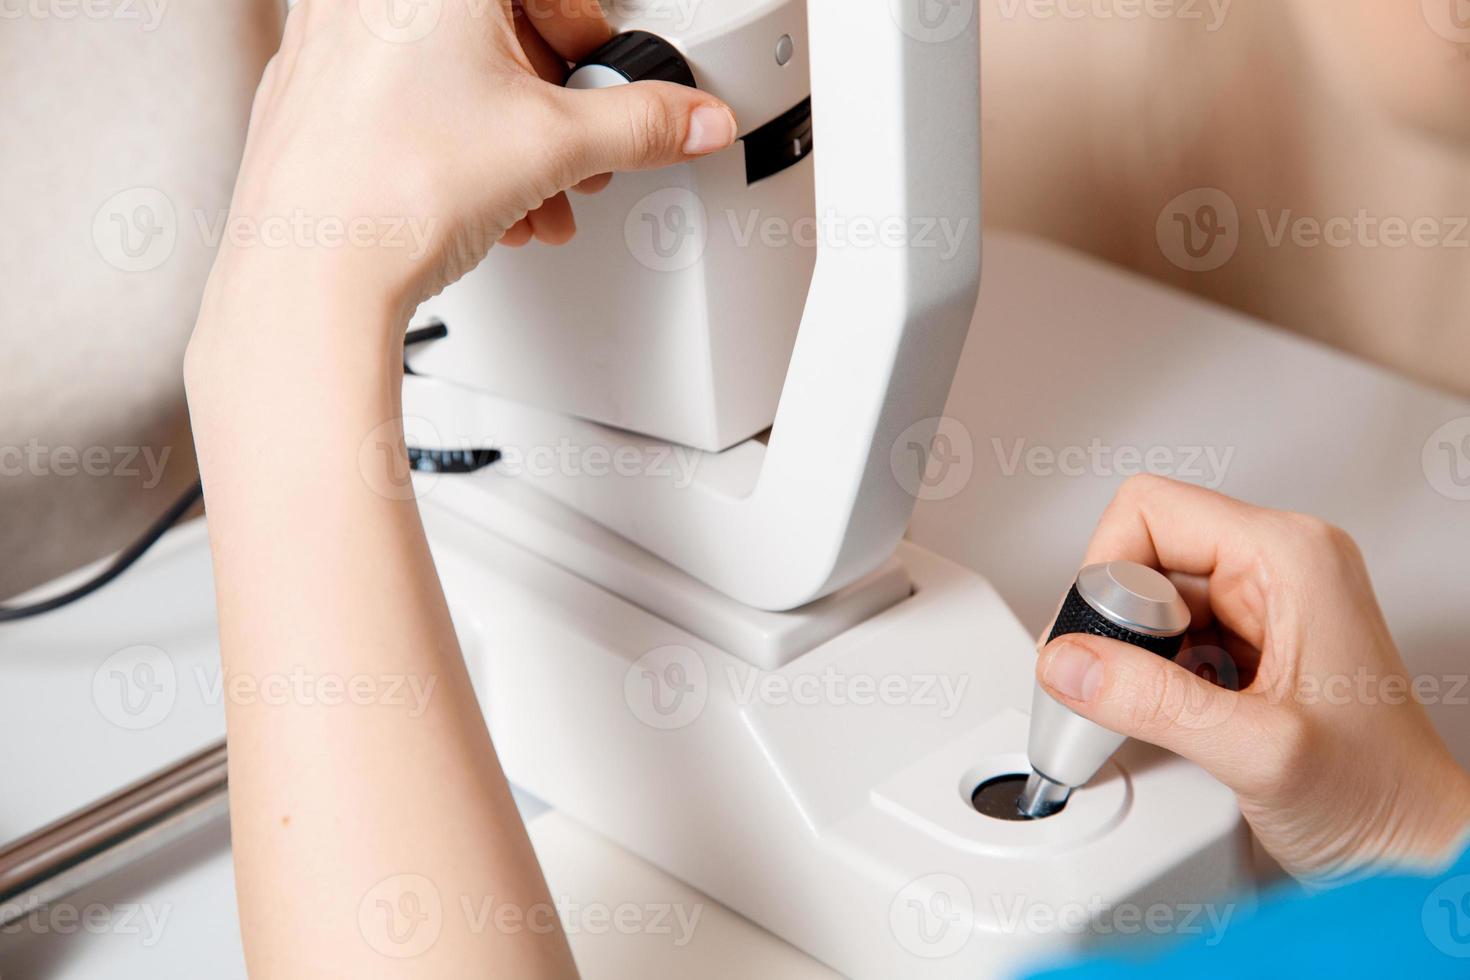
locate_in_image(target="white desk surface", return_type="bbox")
[2,233,1466,978]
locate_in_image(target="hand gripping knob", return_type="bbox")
[1017,561,1191,818]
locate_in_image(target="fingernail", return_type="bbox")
[1042,642,1104,702]
[683,105,737,155]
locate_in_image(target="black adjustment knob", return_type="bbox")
[1045,561,1191,660]
[566,31,697,90]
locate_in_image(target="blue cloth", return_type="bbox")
[1027,846,1470,978]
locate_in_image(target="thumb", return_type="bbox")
[551,82,737,182]
[1036,634,1257,781]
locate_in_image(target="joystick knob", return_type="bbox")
[1016,561,1191,818]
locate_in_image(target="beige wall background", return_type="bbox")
[5,0,1468,599]
[1,2,282,599]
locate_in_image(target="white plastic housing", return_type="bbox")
[404,0,984,611]
[409,0,816,451]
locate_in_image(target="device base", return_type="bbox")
[420,483,1253,979]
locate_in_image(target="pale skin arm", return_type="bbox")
[184,2,736,976]
[190,273,577,977]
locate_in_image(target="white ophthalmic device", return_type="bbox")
[0,2,1253,977]
[397,1,1253,977]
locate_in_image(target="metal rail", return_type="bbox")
[0,739,228,927]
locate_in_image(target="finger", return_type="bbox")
[513,1,570,83]
[518,0,612,62]
[527,192,576,245]
[574,173,613,194]
[1036,633,1267,788]
[1082,475,1270,650]
[1167,570,1215,631]
[1082,475,1249,573]
[550,82,737,183]
[500,217,534,247]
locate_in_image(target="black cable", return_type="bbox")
[404,321,449,347]
[0,479,204,623]
[403,321,448,376]
[0,320,474,624]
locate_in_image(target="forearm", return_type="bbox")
[186,257,577,979]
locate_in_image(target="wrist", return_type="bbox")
[1404,756,1470,869]
[187,249,412,393]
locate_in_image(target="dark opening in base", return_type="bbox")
[970,773,1066,821]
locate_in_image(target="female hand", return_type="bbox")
[1036,475,1470,884]
[192,0,736,349]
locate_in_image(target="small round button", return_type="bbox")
[775,34,795,66]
